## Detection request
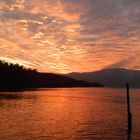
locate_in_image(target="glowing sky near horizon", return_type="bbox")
[0,0,140,73]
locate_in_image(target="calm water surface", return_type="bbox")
[0,88,140,140]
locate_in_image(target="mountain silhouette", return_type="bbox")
[0,60,102,91]
[66,68,140,88]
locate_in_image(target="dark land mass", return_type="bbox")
[0,60,102,91]
[66,68,140,88]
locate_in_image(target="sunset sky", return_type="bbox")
[0,0,139,73]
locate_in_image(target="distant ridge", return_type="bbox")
[66,68,140,88]
[0,60,102,91]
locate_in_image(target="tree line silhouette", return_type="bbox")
[0,60,102,91]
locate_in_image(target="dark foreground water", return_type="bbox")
[0,88,140,140]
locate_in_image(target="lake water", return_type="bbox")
[0,88,140,140]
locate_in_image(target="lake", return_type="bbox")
[0,87,140,140]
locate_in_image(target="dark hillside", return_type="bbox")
[0,60,102,91]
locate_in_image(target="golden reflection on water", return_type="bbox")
[0,88,140,139]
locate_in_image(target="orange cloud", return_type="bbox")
[0,0,139,73]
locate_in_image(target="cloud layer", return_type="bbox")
[0,0,139,73]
